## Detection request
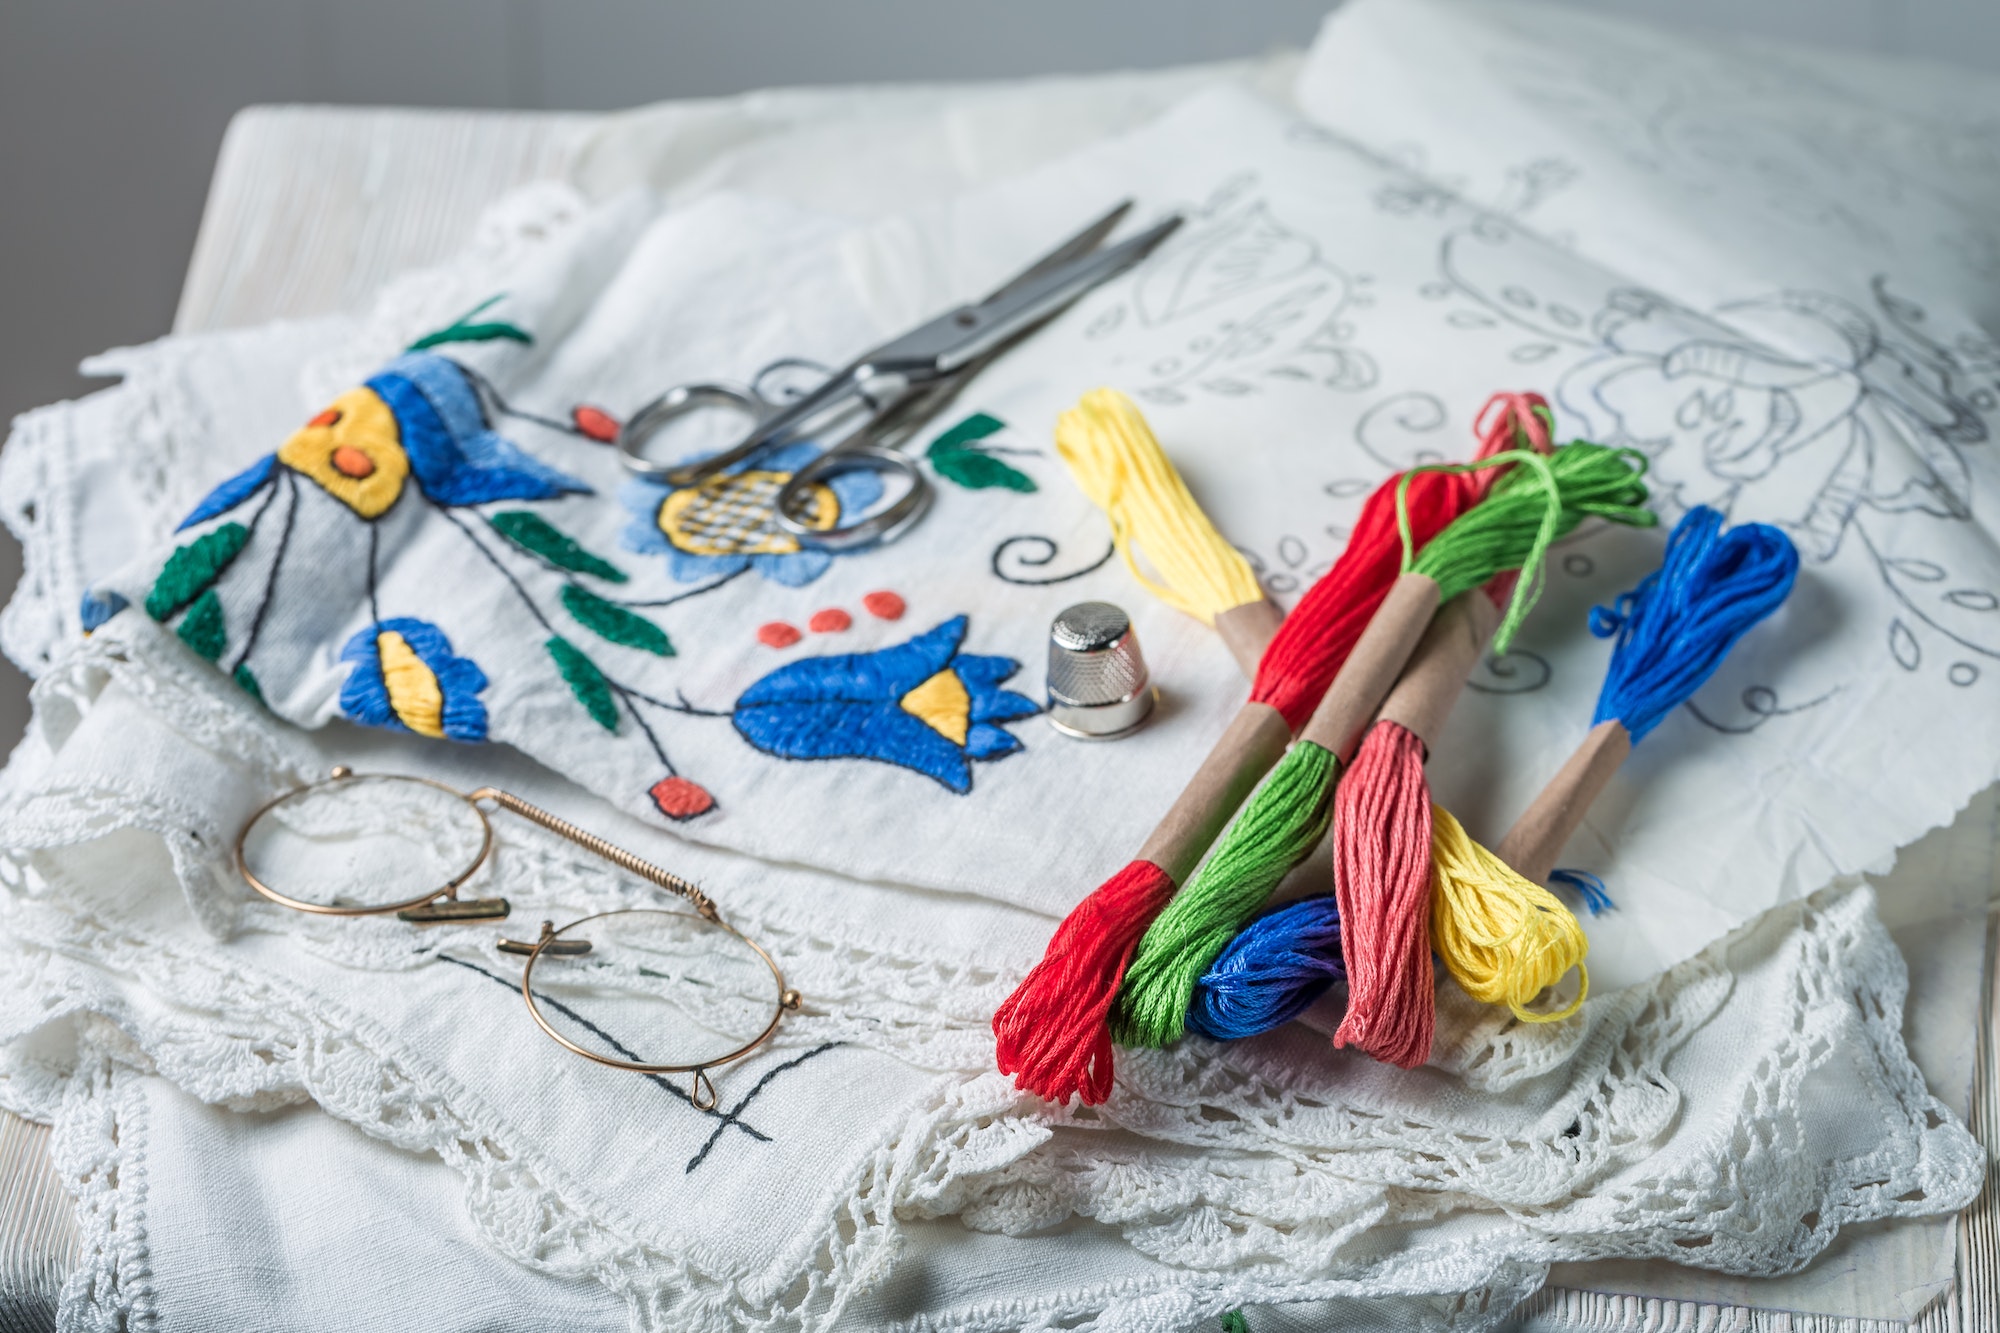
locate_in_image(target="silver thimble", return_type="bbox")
[1046,601,1155,740]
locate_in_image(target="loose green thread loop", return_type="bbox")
[1397,442,1652,654]
[561,585,673,656]
[491,512,627,582]
[146,523,248,621]
[546,636,618,731]
[1116,739,1339,1047]
[1220,1312,1250,1333]
[176,589,228,661]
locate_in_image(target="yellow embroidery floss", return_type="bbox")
[1053,389,1266,625]
[1427,803,1588,1023]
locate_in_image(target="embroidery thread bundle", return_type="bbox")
[1114,439,1650,1053]
[1191,503,1798,1043]
[1331,444,1654,1067]
[994,392,1548,1104]
[1052,388,1276,668]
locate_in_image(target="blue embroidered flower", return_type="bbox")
[732,615,1039,792]
[176,352,587,529]
[620,441,883,588]
[338,617,489,741]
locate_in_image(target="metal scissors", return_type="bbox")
[614,200,1182,550]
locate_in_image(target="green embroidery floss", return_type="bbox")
[1112,442,1655,1049]
[232,663,264,703]
[176,589,228,661]
[561,585,673,656]
[546,636,619,731]
[1114,737,1337,1047]
[491,511,627,582]
[145,522,249,621]
[1406,443,1653,655]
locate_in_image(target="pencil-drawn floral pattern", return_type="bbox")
[1406,192,2000,679]
[1082,173,1378,405]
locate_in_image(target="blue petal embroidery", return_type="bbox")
[177,454,277,530]
[79,590,128,632]
[367,357,590,507]
[338,617,490,742]
[731,617,1038,793]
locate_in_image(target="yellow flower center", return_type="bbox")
[657,469,838,557]
[278,386,410,518]
[377,629,445,738]
[899,668,970,746]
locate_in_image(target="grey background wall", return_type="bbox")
[0,0,1996,738]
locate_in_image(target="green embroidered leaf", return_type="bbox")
[546,636,619,732]
[1220,1313,1250,1333]
[926,412,1036,493]
[177,589,227,661]
[561,585,673,656]
[146,523,249,621]
[491,512,627,582]
[407,322,533,351]
[406,294,533,351]
[232,663,264,704]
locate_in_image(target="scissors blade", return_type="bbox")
[976,200,1132,307]
[933,213,1182,372]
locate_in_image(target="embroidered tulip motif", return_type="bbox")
[619,442,883,588]
[339,618,490,742]
[732,616,1039,793]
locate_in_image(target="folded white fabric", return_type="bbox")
[0,640,1978,1330]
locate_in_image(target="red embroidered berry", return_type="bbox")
[757,621,802,648]
[861,590,905,621]
[572,405,620,442]
[808,608,852,633]
[649,776,715,820]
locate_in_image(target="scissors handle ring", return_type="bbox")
[616,382,769,480]
[775,445,933,551]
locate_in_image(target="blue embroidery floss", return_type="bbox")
[1187,895,1344,1041]
[1588,504,1800,742]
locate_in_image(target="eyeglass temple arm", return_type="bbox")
[467,788,720,921]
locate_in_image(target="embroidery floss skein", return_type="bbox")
[1193,503,1796,1042]
[995,393,1551,1104]
[1115,440,1650,1051]
[1053,388,1280,670]
[1331,443,1654,1068]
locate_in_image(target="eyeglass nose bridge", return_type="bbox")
[497,919,593,957]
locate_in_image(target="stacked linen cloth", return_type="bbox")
[2,4,1996,1329]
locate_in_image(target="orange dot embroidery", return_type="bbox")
[330,445,377,479]
[309,407,343,428]
[808,608,852,634]
[862,591,906,620]
[757,621,802,649]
